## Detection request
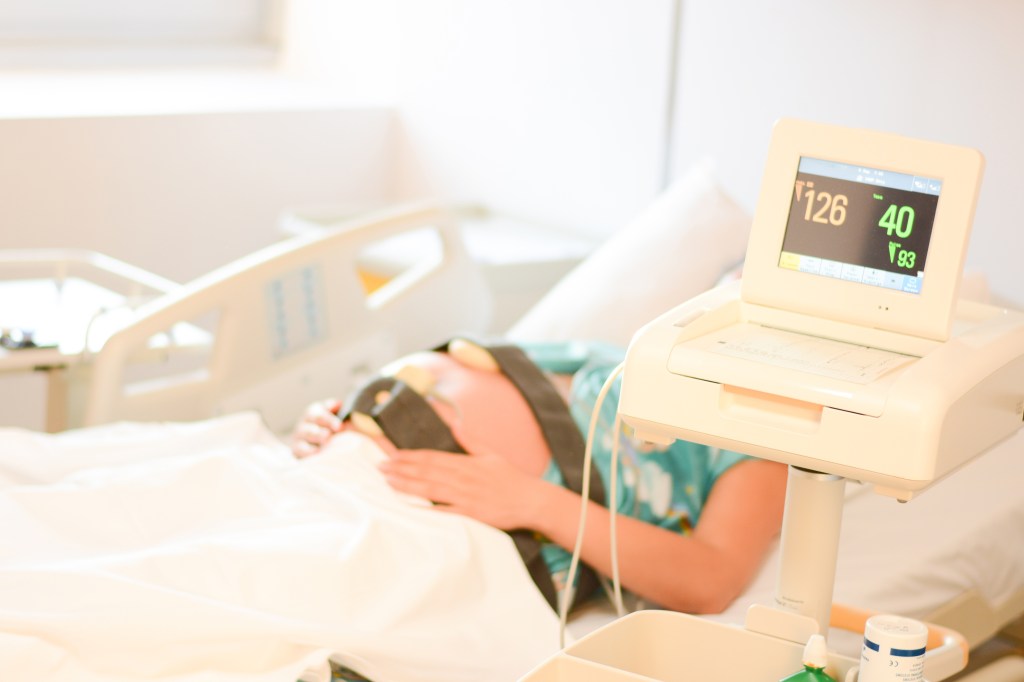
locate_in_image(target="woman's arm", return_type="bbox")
[380,436,788,615]
[526,458,787,613]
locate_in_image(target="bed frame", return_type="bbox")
[0,249,182,432]
[12,183,1022,679]
[78,203,492,435]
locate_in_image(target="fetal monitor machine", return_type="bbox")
[622,118,1024,490]
[522,119,1024,682]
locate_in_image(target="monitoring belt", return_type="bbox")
[340,339,605,612]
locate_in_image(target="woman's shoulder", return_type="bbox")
[520,340,625,375]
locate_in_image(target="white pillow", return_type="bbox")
[507,161,752,348]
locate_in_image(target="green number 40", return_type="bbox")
[879,204,915,238]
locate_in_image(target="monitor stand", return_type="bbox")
[519,465,969,681]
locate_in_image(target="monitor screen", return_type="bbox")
[778,157,941,295]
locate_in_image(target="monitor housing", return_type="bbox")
[741,119,984,342]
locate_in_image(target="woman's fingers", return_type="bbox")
[377,446,538,530]
[291,398,343,458]
[308,399,343,432]
[292,438,321,459]
[297,420,334,445]
[379,450,462,498]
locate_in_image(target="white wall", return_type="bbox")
[388,0,677,238]
[10,2,1017,295]
[0,105,395,284]
[0,0,681,295]
[670,0,1024,306]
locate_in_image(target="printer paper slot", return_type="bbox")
[720,385,824,434]
[707,324,915,385]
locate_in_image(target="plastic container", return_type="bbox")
[858,615,928,682]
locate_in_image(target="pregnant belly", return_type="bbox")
[380,350,565,477]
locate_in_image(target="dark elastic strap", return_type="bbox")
[342,376,465,454]
[482,344,605,508]
[342,342,605,612]
[435,340,604,611]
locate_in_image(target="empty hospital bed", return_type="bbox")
[88,203,493,435]
[0,249,181,431]
[0,203,491,435]
[2,164,1022,681]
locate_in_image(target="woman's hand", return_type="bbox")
[291,398,343,458]
[377,428,549,531]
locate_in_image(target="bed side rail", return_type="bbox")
[82,203,492,434]
[0,249,178,302]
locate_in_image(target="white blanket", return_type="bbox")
[0,413,561,682]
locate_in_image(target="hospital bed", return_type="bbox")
[0,203,492,435]
[2,163,1022,681]
[0,249,181,431]
[83,202,493,436]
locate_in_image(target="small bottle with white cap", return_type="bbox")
[780,634,838,682]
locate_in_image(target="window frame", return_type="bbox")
[0,0,285,70]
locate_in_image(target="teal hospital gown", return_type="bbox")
[523,341,751,597]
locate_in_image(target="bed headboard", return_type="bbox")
[80,203,492,435]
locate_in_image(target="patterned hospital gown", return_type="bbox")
[526,341,751,598]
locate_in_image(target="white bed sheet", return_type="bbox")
[0,414,561,682]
